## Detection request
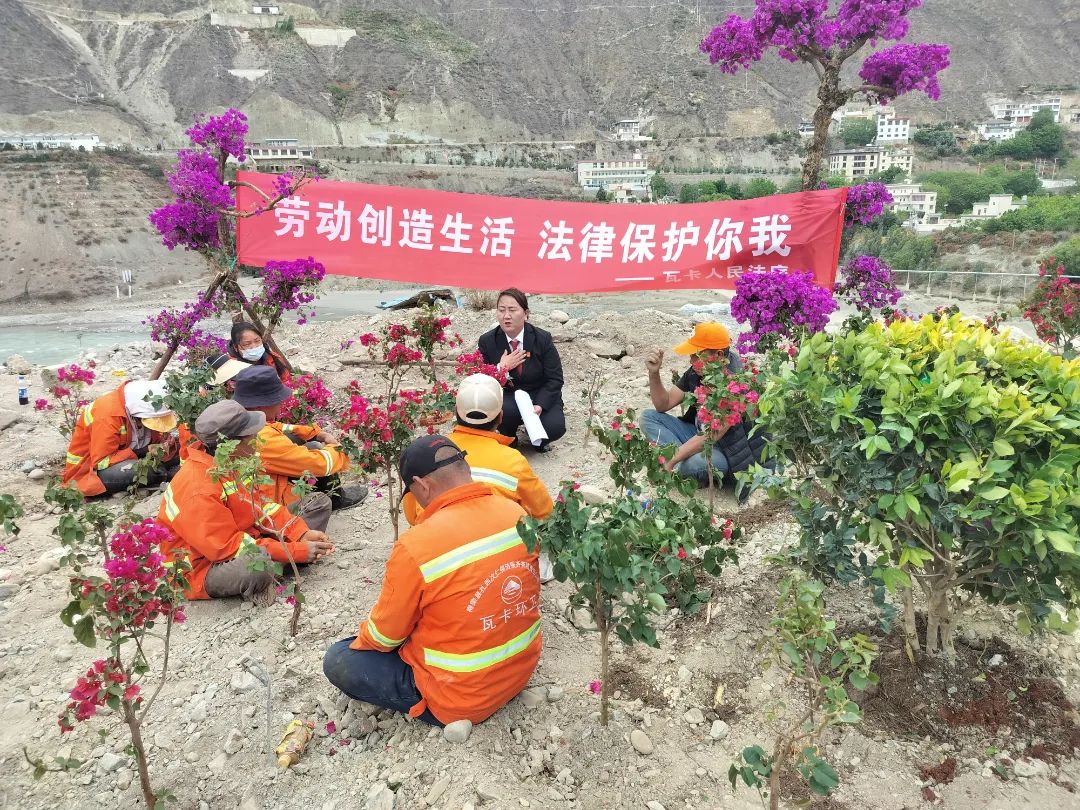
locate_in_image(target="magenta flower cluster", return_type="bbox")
[731,270,838,353]
[859,42,950,102]
[255,257,326,325]
[700,1,948,104]
[844,181,893,227]
[836,255,903,313]
[144,289,226,354]
[149,109,248,252]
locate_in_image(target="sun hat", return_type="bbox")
[232,365,291,408]
[194,400,266,447]
[672,322,732,355]
[208,352,250,386]
[456,374,504,425]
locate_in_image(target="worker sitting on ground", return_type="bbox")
[158,400,334,602]
[62,379,180,496]
[323,435,541,726]
[402,373,555,579]
[230,366,366,531]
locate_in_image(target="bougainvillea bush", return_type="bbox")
[752,313,1080,657]
[731,270,838,355]
[58,519,190,808]
[835,254,904,331]
[281,373,335,426]
[700,1,949,189]
[1022,259,1080,359]
[520,408,737,724]
[35,362,96,437]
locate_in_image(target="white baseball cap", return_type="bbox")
[456,374,504,424]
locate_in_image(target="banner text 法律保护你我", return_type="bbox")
[235,172,848,293]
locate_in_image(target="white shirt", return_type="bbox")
[506,329,525,350]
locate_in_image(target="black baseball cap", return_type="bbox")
[232,365,291,408]
[399,435,467,492]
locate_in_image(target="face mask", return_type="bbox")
[241,346,265,362]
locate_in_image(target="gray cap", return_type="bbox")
[194,400,266,447]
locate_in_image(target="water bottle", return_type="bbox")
[17,375,28,406]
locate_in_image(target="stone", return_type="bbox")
[0,411,21,432]
[577,484,607,505]
[231,671,260,694]
[443,719,473,743]
[646,802,667,810]
[0,584,17,601]
[709,720,730,740]
[683,708,705,725]
[520,687,548,708]
[476,784,504,802]
[99,752,125,772]
[53,647,74,663]
[365,783,395,810]
[988,654,1005,667]
[31,549,63,575]
[583,339,626,360]
[223,728,246,755]
[27,468,46,481]
[238,797,261,810]
[677,665,692,682]
[19,460,36,474]
[1013,758,1049,778]
[549,310,570,324]
[425,776,450,805]
[630,729,654,755]
[115,767,133,791]
[6,355,31,374]
[207,751,228,776]
[187,700,208,723]
[547,685,564,703]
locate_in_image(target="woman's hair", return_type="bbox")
[497,288,529,312]
[228,321,287,377]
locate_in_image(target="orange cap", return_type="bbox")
[672,322,731,355]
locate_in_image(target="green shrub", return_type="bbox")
[753,314,1080,657]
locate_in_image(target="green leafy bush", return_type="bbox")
[753,314,1080,657]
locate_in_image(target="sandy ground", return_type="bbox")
[0,298,1076,810]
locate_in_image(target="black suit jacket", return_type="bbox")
[478,322,564,412]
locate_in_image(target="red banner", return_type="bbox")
[236,171,847,293]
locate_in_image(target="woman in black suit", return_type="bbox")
[477,288,566,451]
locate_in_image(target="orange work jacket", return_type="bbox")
[62,382,165,497]
[402,425,553,525]
[254,422,350,505]
[157,443,310,600]
[353,482,541,724]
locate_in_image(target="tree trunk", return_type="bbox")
[386,461,400,543]
[900,586,920,662]
[598,617,611,727]
[923,583,956,659]
[149,267,228,380]
[801,65,849,191]
[123,701,155,808]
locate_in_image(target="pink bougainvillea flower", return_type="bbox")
[588,680,602,695]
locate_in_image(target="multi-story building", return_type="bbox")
[875,110,911,144]
[251,4,280,14]
[989,96,1061,125]
[243,140,315,172]
[828,146,913,181]
[0,132,100,151]
[612,119,651,142]
[976,119,1022,141]
[886,183,938,220]
[958,194,1025,224]
[576,153,654,194]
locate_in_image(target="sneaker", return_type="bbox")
[539,553,555,584]
[331,484,369,510]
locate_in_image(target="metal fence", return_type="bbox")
[897,269,1080,305]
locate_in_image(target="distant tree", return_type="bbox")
[913,124,956,148]
[1003,168,1041,198]
[649,174,672,200]
[594,187,610,202]
[1028,109,1058,131]
[995,132,1037,160]
[700,1,949,189]
[870,166,906,184]
[1028,122,1066,159]
[744,177,779,198]
[841,118,877,146]
[1046,236,1080,278]
[918,170,1003,215]
[678,183,701,203]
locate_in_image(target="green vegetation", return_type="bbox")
[917,166,1041,216]
[983,193,1080,233]
[744,177,779,198]
[1044,235,1080,277]
[970,109,1069,161]
[340,8,477,59]
[840,118,877,147]
[649,174,672,200]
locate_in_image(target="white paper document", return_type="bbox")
[514,390,548,447]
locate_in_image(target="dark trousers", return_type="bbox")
[498,390,566,446]
[97,456,180,494]
[323,637,443,726]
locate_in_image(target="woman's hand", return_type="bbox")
[499,347,528,371]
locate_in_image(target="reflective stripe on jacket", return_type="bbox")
[62,382,161,497]
[352,482,541,724]
[402,425,553,525]
[254,423,349,505]
[156,443,310,600]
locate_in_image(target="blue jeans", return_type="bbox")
[323,637,443,726]
[640,409,729,486]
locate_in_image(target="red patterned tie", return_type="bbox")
[510,339,520,352]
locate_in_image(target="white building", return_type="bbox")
[798,120,816,137]
[989,96,1060,125]
[875,110,911,144]
[959,194,1025,224]
[612,119,651,142]
[576,153,654,194]
[245,140,312,160]
[886,183,938,220]
[251,4,280,14]
[828,146,913,181]
[0,132,100,151]
[976,119,1022,142]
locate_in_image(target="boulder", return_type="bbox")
[583,340,626,360]
[5,355,31,374]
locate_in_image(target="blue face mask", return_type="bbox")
[241,346,265,362]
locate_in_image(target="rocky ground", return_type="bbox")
[0,299,1077,810]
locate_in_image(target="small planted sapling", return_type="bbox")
[730,576,878,810]
[519,407,737,724]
